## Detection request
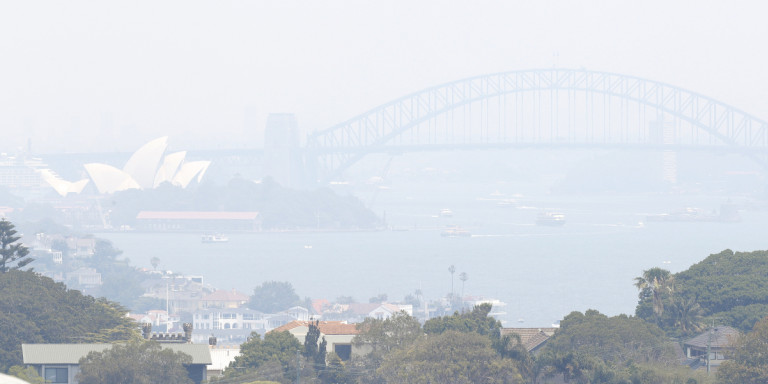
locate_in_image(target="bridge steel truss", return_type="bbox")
[306,68,768,182]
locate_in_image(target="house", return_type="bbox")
[199,289,249,309]
[22,343,212,384]
[500,327,558,354]
[135,211,261,231]
[65,267,102,288]
[192,308,267,345]
[683,326,740,371]
[271,320,365,361]
[280,306,310,321]
[207,347,241,377]
[368,303,413,319]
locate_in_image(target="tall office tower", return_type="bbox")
[263,113,303,188]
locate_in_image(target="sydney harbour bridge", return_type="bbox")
[190,68,768,188]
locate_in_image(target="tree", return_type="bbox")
[459,271,468,299]
[423,303,501,338]
[226,331,302,382]
[0,270,138,370]
[448,264,456,300]
[303,321,327,371]
[368,293,387,303]
[543,310,676,366]
[150,257,160,270]
[319,352,350,384]
[7,365,45,384]
[671,296,704,336]
[378,330,521,383]
[717,316,768,383]
[634,267,673,323]
[248,281,300,313]
[353,311,422,356]
[351,311,422,383]
[76,341,193,384]
[0,219,32,272]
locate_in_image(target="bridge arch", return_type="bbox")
[306,68,768,182]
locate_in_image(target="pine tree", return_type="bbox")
[0,219,32,273]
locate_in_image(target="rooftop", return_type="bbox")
[272,320,360,335]
[22,343,212,365]
[685,326,741,350]
[137,211,259,220]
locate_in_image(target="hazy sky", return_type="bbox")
[1,1,767,154]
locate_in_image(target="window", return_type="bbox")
[243,314,255,320]
[334,344,352,361]
[45,367,68,383]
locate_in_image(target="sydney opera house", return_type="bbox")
[41,137,210,196]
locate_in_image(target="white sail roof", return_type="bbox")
[172,161,211,188]
[84,163,141,194]
[122,136,168,189]
[153,151,187,188]
[38,169,90,197]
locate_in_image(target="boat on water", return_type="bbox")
[645,204,740,223]
[201,234,229,243]
[441,226,471,237]
[536,212,566,226]
[439,208,454,217]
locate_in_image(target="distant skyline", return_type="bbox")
[1,1,767,154]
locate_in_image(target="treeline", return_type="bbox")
[635,249,768,336]
[108,177,380,230]
[217,305,712,384]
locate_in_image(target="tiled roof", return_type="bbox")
[685,326,740,349]
[136,211,259,220]
[22,343,212,365]
[271,320,360,335]
[501,328,558,352]
[346,303,380,315]
[202,289,249,302]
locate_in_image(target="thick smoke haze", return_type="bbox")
[1,1,767,153]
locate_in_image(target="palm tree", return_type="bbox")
[150,257,160,271]
[634,267,673,323]
[448,265,456,299]
[672,296,704,335]
[459,272,468,299]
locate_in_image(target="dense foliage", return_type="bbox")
[224,331,303,383]
[636,249,768,333]
[717,316,768,383]
[108,177,380,230]
[423,303,501,337]
[379,330,522,383]
[32,237,160,313]
[77,341,193,384]
[0,270,139,371]
[538,310,711,384]
[248,281,301,314]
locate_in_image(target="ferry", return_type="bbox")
[201,234,229,243]
[441,226,471,237]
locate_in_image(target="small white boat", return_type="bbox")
[536,212,566,226]
[201,234,229,243]
[439,208,454,217]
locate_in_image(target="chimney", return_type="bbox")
[183,322,193,342]
[141,323,152,340]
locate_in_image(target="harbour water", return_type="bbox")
[96,187,768,327]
